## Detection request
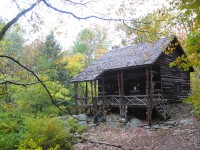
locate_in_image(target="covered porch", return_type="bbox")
[73,66,168,125]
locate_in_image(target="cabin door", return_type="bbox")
[174,83,181,100]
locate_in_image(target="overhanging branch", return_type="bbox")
[67,0,98,6]
[0,0,41,41]
[0,80,45,86]
[0,55,77,119]
[42,0,151,24]
[123,21,149,33]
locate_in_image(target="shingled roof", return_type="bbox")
[70,36,176,82]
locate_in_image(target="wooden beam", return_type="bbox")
[149,66,153,126]
[94,80,97,114]
[94,80,97,98]
[146,67,151,126]
[119,71,126,121]
[102,75,105,115]
[74,82,78,115]
[117,72,121,95]
[85,82,88,113]
[85,82,88,98]
[121,71,124,96]
[91,81,97,115]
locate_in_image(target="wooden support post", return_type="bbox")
[102,75,105,115]
[117,72,121,95]
[117,72,122,117]
[74,82,79,115]
[119,71,126,122]
[146,68,150,125]
[149,66,153,125]
[85,82,88,113]
[121,71,124,97]
[90,81,94,111]
[146,67,153,126]
[94,80,97,114]
[91,81,97,116]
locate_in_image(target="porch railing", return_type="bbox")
[76,94,166,107]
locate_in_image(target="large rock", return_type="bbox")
[179,118,194,125]
[128,117,143,127]
[77,114,87,126]
[106,114,120,126]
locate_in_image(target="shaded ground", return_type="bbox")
[74,103,200,150]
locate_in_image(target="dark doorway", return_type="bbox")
[174,83,181,100]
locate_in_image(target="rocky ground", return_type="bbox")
[74,103,200,150]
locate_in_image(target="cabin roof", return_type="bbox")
[70,36,177,82]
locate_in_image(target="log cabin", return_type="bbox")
[70,35,193,124]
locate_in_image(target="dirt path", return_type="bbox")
[74,104,200,150]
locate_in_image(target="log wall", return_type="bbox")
[154,47,191,102]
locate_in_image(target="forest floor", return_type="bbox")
[74,103,200,150]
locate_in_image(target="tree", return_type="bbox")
[168,0,200,114]
[37,31,63,81]
[66,53,85,78]
[72,26,108,66]
[117,8,175,45]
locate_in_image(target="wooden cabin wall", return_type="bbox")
[98,69,147,97]
[154,47,191,102]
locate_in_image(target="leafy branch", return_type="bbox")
[0,55,77,119]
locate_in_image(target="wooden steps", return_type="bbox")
[154,94,170,120]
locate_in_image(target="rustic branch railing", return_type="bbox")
[77,97,93,106]
[124,95,147,105]
[104,95,121,105]
[76,94,167,107]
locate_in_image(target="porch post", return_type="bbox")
[85,82,88,113]
[94,80,97,114]
[119,71,126,122]
[102,75,105,115]
[146,67,152,126]
[74,82,78,115]
[150,66,153,124]
[91,81,97,115]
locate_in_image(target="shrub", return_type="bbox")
[18,117,85,150]
[18,117,72,150]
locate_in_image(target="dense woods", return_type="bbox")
[0,0,199,149]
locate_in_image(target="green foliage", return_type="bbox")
[66,117,86,133]
[0,103,23,150]
[184,72,200,115]
[66,53,85,78]
[18,117,85,150]
[72,27,108,66]
[0,27,81,149]
[169,0,200,114]
[19,118,73,150]
[117,8,175,45]
[13,81,70,117]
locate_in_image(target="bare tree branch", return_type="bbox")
[42,0,151,24]
[67,0,98,6]
[0,80,48,86]
[0,55,77,119]
[79,135,133,150]
[0,0,41,41]
[123,21,149,33]
[12,0,32,23]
